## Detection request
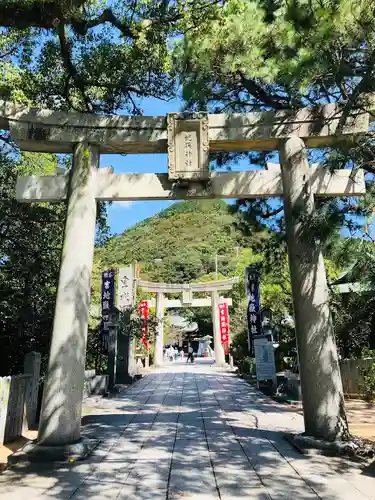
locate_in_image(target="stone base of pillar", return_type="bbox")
[7,437,99,466]
[112,376,136,389]
[285,433,375,458]
[213,361,229,369]
[115,371,137,385]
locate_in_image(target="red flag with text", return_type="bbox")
[139,300,150,348]
[218,303,230,352]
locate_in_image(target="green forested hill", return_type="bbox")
[92,199,269,303]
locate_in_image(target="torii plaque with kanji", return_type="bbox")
[167,112,209,181]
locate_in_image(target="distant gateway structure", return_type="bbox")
[138,277,238,367]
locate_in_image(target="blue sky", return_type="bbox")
[99,97,180,235]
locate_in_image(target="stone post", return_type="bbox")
[0,378,10,445]
[115,333,127,383]
[108,311,118,388]
[116,316,134,384]
[116,264,137,382]
[24,352,41,430]
[38,143,99,446]
[211,291,226,366]
[154,292,164,367]
[280,135,348,441]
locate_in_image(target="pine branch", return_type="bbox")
[56,21,92,112]
[0,0,85,30]
[0,1,136,39]
[237,72,292,110]
[71,8,135,38]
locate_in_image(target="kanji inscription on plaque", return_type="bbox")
[167,112,209,181]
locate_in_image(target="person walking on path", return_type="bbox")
[186,345,194,363]
[168,346,174,363]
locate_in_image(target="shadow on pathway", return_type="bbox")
[0,362,374,499]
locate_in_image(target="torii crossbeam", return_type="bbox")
[0,99,370,452]
[0,100,369,153]
[16,165,366,202]
[145,297,233,308]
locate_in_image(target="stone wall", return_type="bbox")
[284,371,301,401]
[83,370,109,398]
[0,375,30,444]
[0,352,41,445]
[284,358,375,400]
[0,359,108,445]
[340,358,375,396]
[24,352,41,429]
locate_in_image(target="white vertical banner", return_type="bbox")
[117,265,136,311]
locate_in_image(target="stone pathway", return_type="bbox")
[0,359,374,499]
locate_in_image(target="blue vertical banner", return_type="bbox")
[245,265,262,352]
[101,269,116,344]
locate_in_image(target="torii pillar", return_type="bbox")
[154,292,165,367]
[38,143,99,448]
[280,136,347,440]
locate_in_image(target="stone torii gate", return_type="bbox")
[0,100,369,454]
[146,296,232,357]
[138,278,238,366]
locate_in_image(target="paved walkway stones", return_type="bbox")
[0,359,373,499]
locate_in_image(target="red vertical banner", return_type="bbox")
[139,300,149,348]
[218,303,230,352]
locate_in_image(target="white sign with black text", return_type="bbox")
[254,336,276,382]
